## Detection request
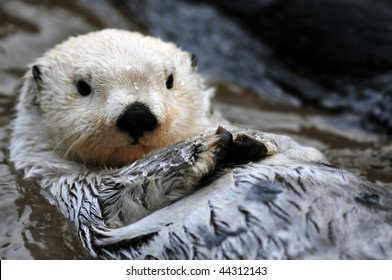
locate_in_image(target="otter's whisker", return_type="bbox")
[62,134,86,161]
[22,134,42,165]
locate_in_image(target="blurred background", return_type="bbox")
[0,0,391,259]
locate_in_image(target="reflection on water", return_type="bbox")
[0,0,391,259]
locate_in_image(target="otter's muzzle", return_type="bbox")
[116,102,158,144]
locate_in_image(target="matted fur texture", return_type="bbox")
[10,29,392,259]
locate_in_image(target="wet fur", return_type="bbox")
[15,29,217,168]
[10,29,392,260]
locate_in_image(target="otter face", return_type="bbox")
[29,29,214,167]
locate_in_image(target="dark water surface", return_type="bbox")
[0,0,391,259]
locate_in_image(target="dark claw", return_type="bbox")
[222,133,267,166]
[210,126,234,163]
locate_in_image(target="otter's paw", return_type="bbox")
[222,132,269,166]
[183,126,233,175]
[159,126,233,201]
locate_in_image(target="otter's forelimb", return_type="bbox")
[98,127,268,228]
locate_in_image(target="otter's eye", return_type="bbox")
[76,80,91,96]
[166,74,174,89]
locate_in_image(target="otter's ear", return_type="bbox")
[26,64,44,107]
[32,65,42,83]
[190,53,198,68]
[31,64,46,93]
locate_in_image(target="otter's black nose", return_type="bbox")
[116,102,158,143]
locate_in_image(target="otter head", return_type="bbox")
[27,29,215,167]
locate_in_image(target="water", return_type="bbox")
[0,0,391,259]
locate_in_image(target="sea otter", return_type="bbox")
[10,29,392,259]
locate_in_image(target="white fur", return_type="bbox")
[12,29,218,168]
